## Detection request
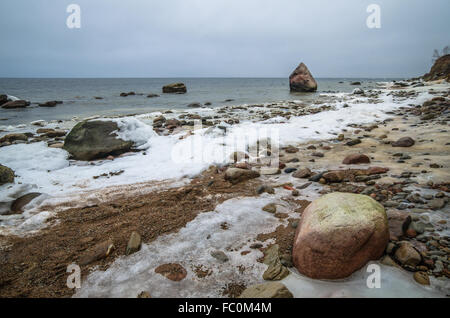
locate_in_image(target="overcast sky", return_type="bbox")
[0,0,449,78]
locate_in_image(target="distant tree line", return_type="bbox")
[432,46,450,63]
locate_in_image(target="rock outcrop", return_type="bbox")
[162,83,187,94]
[289,63,317,92]
[63,120,134,161]
[292,192,389,279]
[423,54,450,82]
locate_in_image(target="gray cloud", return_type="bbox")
[0,0,449,77]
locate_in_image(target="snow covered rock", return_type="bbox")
[292,192,389,279]
[63,120,134,160]
[0,164,14,185]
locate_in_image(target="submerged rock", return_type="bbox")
[162,83,187,94]
[292,192,389,279]
[289,63,317,92]
[0,164,14,185]
[1,100,30,109]
[239,282,293,298]
[63,120,134,161]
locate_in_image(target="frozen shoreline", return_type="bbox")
[1,82,445,234]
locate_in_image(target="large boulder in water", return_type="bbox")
[289,63,317,92]
[423,54,450,82]
[63,120,134,161]
[162,83,187,94]
[292,192,389,279]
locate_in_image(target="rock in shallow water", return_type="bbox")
[292,192,389,279]
[162,83,187,94]
[289,63,317,92]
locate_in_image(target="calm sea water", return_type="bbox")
[0,78,396,125]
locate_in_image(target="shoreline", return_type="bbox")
[0,79,449,297]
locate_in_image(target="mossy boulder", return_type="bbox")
[0,164,14,185]
[292,192,389,279]
[63,120,133,161]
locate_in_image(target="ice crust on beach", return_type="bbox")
[74,191,446,298]
[0,88,438,233]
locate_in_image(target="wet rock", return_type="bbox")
[413,271,430,285]
[293,168,312,179]
[1,100,30,109]
[256,185,275,195]
[380,255,402,269]
[342,154,370,165]
[346,139,361,146]
[154,263,187,281]
[428,198,446,210]
[224,168,260,184]
[322,171,344,183]
[392,137,415,147]
[284,168,297,174]
[162,83,187,94]
[387,210,411,241]
[146,94,159,98]
[63,120,134,161]
[125,231,142,255]
[0,133,28,143]
[0,164,14,185]
[259,167,281,175]
[289,62,317,92]
[262,203,277,214]
[9,192,41,214]
[263,245,290,281]
[38,101,61,107]
[239,282,293,298]
[211,250,229,263]
[293,193,389,279]
[79,240,115,265]
[394,241,421,266]
[137,291,151,298]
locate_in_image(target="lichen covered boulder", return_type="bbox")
[63,120,133,161]
[292,192,389,279]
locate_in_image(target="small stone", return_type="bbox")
[292,168,312,179]
[239,282,293,298]
[137,291,151,298]
[394,242,421,266]
[155,263,187,281]
[392,137,415,147]
[211,250,229,263]
[262,203,277,214]
[413,272,430,285]
[126,231,142,255]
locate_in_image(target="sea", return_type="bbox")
[0,77,398,126]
